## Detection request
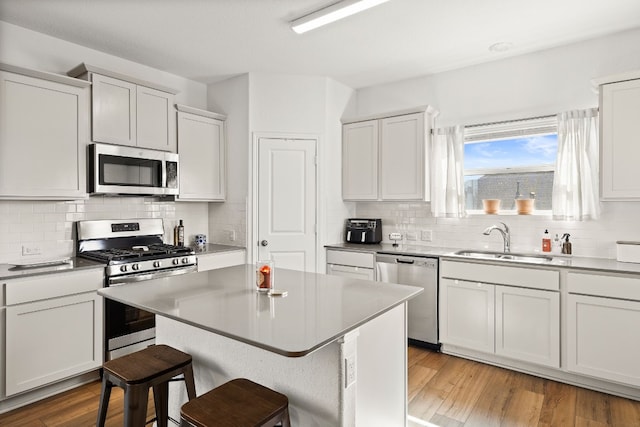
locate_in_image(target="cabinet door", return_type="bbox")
[439,278,494,353]
[177,111,226,200]
[137,86,176,152]
[0,71,88,199]
[567,293,640,387]
[342,120,378,200]
[5,292,103,396]
[600,79,640,200]
[91,73,136,146]
[380,113,425,200]
[495,285,560,367]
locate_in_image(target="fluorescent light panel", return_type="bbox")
[291,0,390,34]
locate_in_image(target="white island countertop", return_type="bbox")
[98,264,422,357]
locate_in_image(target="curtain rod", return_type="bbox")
[464,114,557,129]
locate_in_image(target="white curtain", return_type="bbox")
[552,108,600,220]
[431,125,465,217]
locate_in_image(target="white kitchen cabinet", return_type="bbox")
[68,63,177,152]
[341,106,435,201]
[380,113,426,200]
[0,64,90,199]
[3,268,103,396]
[566,272,640,387]
[439,260,560,368]
[197,248,246,272]
[342,120,378,200]
[326,249,376,280]
[599,76,640,200]
[176,105,227,201]
[439,278,495,353]
[495,285,560,368]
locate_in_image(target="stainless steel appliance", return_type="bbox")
[345,218,382,244]
[89,143,179,196]
[76,218,196,359]
[376,253,439,350]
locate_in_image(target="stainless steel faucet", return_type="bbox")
[483,222,511,253]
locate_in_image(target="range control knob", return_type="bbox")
[120,265,127,273]
[153,261,161,268]
[172,258,180,265]
[182,257,190,264]
[132,264,140,271]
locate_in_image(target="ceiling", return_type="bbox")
[1,0,640,89]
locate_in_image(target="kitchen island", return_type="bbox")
[98,264,421,426]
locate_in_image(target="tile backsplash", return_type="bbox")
[0,197,209,264]
[356,200,640,259]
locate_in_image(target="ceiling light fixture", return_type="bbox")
[290,0,390,34]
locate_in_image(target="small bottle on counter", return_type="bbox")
[561,233,572,255]
[542,229,551,252]
[553,233,561,254]
[174,220,185,246]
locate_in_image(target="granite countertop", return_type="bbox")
[324,243,640,275]
[0,257,105,280]
[98,264,422,357]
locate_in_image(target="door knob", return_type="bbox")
[261,240,269,246]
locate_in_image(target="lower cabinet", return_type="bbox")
[566,272,640,387]
[2,269,103,397]
[326,249,376,280]
[439,260,560,368]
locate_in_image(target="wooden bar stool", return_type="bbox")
[96,344,197,427]
[180,378,291,427]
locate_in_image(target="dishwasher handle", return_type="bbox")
[396,258,415,264]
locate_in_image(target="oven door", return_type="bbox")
[105,299,156,360]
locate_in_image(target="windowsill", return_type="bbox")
[466,209,553,217]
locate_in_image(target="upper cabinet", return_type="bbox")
[342,106,436,201]
[594,71,640,200]
[0,63,90,200]
[68,63,177,152]
[176,104,226,201]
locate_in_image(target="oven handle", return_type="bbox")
[108,265,197,286]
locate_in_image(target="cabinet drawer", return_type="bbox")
[5,268,103,305]
[567,272,640,301]
[441,260,559,291]
[326,249,375,269]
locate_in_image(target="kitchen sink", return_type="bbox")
[453,250,554,264]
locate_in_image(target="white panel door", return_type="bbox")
[439,278,495,353]
[380,112,425,200]
[137,86,176,152]
[91,73,136,145]
[495,285,560,367]
[258,138,316,272]
[567,293,640,387]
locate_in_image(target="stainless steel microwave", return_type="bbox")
[89,143,179,196]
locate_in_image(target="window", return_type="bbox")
[464,116,557,213]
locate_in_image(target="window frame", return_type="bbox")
[463,116,558,216]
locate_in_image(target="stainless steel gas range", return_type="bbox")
[76,218,197,360]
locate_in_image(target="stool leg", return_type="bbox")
[123,383,149,427]
[153,382,169,427]
[96,376,112,427]
[183,364,197,401]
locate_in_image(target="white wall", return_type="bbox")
[0,21,210,263]
[353,28,640,259]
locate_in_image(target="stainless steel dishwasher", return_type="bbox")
[376,253,439,350]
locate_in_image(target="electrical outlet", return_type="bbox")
[389,232,402,241]
[406,231,418,241]
[345,354,356,388]
[22,245,41,256]
[421,230,433,242]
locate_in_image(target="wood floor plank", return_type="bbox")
[408,363,438,401]
[501,388,544,427]
[462,366,514,427]
[576,387,612,425]
[537,379,577,427]
[609,394,640,427]
[435,360,494,423]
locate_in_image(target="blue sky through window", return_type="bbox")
[464,134,558,170]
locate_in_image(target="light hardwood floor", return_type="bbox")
[407,346,640,427]
[1,346,639,426]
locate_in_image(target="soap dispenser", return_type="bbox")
[561,233,572,255]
